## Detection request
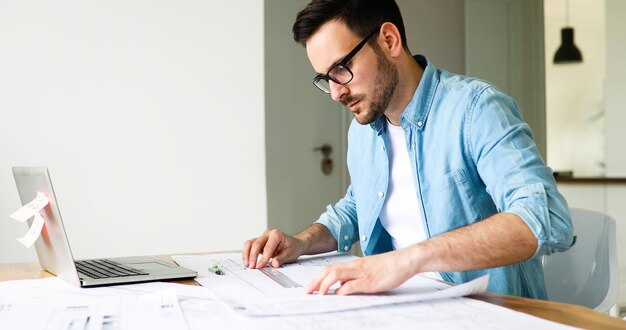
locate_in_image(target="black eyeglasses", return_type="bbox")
[312,29,378,94]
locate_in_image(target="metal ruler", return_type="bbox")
[259,267,301,288]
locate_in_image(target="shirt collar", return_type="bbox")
[370,55,439,134]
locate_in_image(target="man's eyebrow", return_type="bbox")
[316,54,346,76]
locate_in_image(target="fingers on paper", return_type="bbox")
[271,257,282,268]
[306,265,359,295]
[334,280,363,295]
[258,231,282,269]
[271,246,295,268]
[245,230,271,268]
[242,238,254,267]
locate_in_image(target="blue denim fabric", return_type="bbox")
[315,55,574,299]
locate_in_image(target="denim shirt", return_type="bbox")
[316,55,574,299]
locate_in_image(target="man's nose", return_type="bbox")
[329,81,349,102]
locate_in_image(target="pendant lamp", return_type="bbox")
[553,0,583,63]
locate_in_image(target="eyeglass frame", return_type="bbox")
[312,28,379,94]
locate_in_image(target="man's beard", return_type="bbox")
[343,46,399,125]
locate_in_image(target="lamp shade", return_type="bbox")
[554,27,583,63]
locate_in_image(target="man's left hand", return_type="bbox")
[304,250,417,295]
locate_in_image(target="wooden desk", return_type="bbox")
[2,260,625,329]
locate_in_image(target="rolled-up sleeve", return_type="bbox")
[467,86,574,256]
[315,185,359,253]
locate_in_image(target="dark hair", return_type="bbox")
[292,0,408,50]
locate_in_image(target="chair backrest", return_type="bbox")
[542,208,619,312]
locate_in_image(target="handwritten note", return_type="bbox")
[8,192,49,248]
[10,192,49,222]
[15,213,45,248]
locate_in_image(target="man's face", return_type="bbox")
[306,20,399,125]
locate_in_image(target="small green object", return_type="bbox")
[208,263,224,275]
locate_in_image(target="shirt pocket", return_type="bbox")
[438,169,482,224]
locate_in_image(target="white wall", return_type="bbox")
[545,0,605,176]
[605,0,626,177]
[604,0,626,310]
[0,1,266,263]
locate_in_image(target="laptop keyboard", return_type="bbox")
[75,259,149,279]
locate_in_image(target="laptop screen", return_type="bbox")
[13,167,82,286]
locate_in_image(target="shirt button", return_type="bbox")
[344,246,349,251]
[381,145,385,151]
[343,235,349,241]
[417,121,423,127]
[378,191,384,198]
[361,235,367,241]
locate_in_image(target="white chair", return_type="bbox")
[542,208,619,313]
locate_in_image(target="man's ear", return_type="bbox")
[378,22,403,58]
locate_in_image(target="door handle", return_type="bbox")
[314,144,333,175]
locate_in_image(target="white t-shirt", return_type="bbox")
[379,120,442,280]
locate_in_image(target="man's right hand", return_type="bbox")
[242,229,306,269]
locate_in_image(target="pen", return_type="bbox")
[209,263,224,275]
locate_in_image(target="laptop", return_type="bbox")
[12,166,198,287]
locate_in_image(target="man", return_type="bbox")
[243,0,573,299]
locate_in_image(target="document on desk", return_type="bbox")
[0,277,191,330]
[206,296,580,330]
[0,278,578,330]
[171,253,488,317]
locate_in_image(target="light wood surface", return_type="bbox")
[1,258,625,329]
[470,293,626,329]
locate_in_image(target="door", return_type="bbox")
[264,0,349,235]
